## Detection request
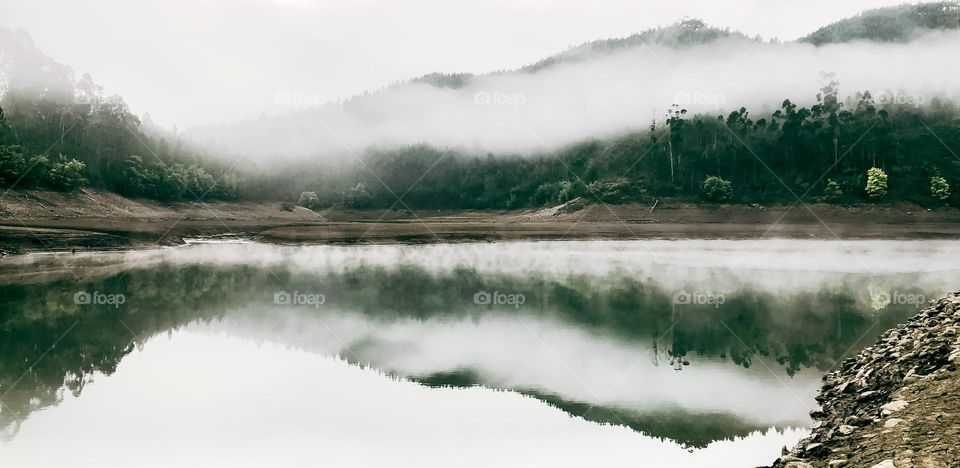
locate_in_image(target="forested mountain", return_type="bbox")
[3,4,960,209]
[250,83,960,209]
[802,2,960,45]
[0,27,238,199]
[415,3,960,91]
[411,19,755,89]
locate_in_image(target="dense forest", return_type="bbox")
[0,28,238,201]
[3,3,960,210]
[254,82,960,210]
[802,1,960,45]
[4,78,960,209]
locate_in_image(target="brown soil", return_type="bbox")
[2,189,960,253]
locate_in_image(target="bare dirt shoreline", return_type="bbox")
[2,189,960,253]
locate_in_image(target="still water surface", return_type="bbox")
[1,240,957,467]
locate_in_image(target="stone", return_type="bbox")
[827,460,847,467]
[868,461,895,468]
[784,462,814,468]
[838,425,856,435]
[884,418,903,428]
[880,400,909,416]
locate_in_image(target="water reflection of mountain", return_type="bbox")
[412,369,794,448]
[0,258,922,443]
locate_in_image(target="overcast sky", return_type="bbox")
[0,0,919,128]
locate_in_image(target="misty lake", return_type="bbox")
[1,239,957,467]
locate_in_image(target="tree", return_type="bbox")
[344,183,372,208]
[701,176,733,202]
[0,145,28,186]
[557,179,585,203]
[865,167,888,200]
[298,191,320,210]
[46,155,87,191]
[183,164,216,196]
[930,176,950,202]
[823,178,843,203]
[118,155,150,196]
[0,106,11,145]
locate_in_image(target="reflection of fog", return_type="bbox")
[122,239,960,293]
[0,331,808,468]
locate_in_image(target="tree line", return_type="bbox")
[3,81,960,209]
[285,82,960,210]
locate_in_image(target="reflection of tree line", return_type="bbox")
[0,262,922,438]
[412,368,794,448]
[0,265,267,439]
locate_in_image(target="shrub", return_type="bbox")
[587,177,646,204]
[532,182,561,206]
[297,191,320,210]
[823,178,843,203]
[0,145,27,186]
[46,155,87,191]
[183,164,216,196]
[557,179,586,203]
[701,176,733,202]
[344,183,372,208]
[865,167,888,200]
[930,176,950,202]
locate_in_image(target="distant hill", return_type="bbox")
[410,19,755,89]
[411,3,960,91]
[802,1,960,45]
[518,18,755,73]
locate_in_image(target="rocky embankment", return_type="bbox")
[772,293,960,468]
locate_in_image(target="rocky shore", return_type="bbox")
[771,293,960,468]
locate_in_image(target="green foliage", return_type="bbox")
[701,176,733,202]
[344,183,372,208]
[297,191,321,210]
[822,179,844,203]
[0,32,236,201]
[0,145,27,185]
[183,164,216,196]
[866,167,889,201]
[930,176,951,201]
[46,155,87,191]
[586,178,647,204]
[533,182,562,206]
[116,155,235,201]
[557,179,586,203]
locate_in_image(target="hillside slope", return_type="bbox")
[802,1,960,45]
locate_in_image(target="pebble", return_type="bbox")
[884,418,903,428]
[880,400,908,416]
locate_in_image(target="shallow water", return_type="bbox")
[1,240,957,467]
